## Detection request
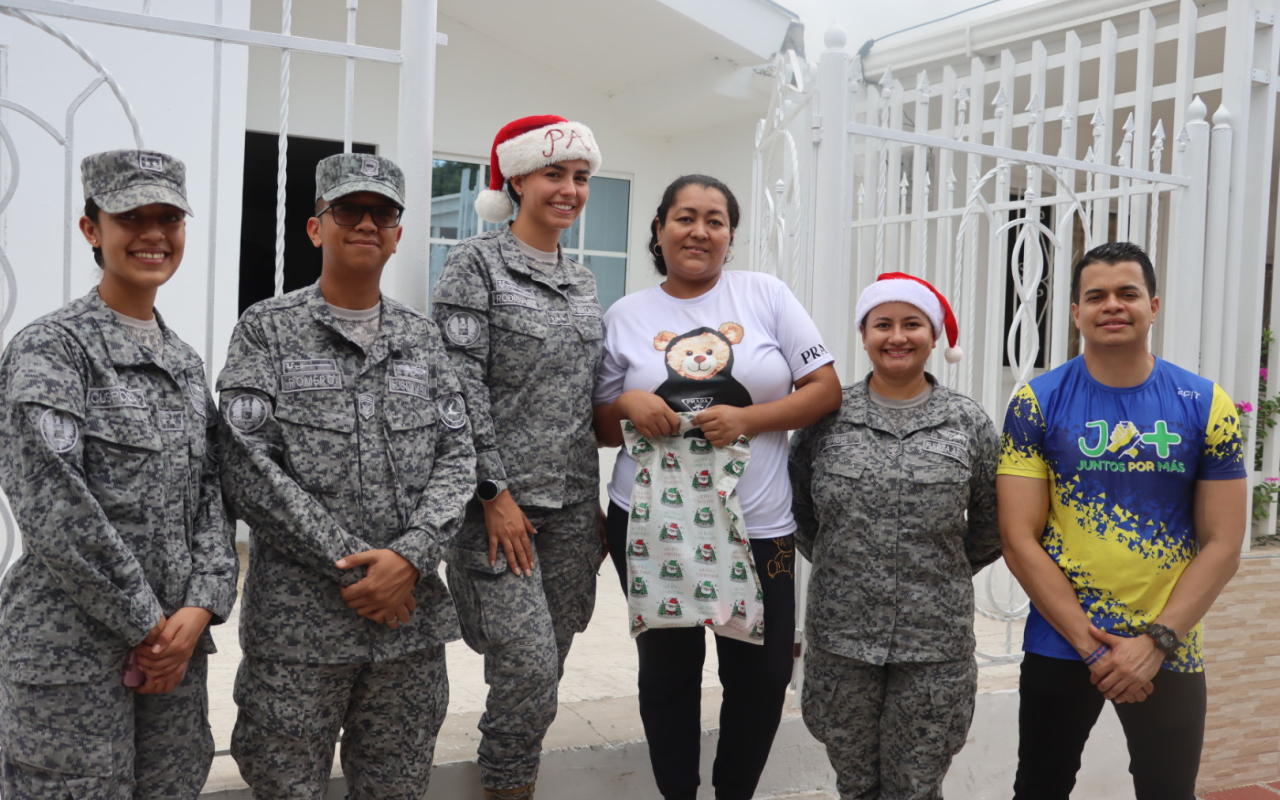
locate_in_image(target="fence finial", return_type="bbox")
[916,70,931,97]
[1059,101,1074,130]
[824,22,847,51]
[1212,103,1232,129]
[1189,95,1208,123]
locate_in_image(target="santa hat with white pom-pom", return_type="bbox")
[855,272,964,363]
[474,115,603,224]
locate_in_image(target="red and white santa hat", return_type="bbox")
[474,114,603,224]
[854,272,963,363]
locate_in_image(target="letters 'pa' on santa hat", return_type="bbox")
[854,272,963,364]
[474,115,602,224]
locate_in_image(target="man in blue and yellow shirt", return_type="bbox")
[998,241,1246,800]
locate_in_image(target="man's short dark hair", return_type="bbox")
[1071,241,1157,303]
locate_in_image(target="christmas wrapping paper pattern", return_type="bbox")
[622,414,763,644]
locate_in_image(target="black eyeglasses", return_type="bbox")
[317,203,403,228]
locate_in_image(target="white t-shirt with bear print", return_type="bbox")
[594,269,834,539]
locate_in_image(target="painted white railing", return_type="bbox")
[754,1,1274,665]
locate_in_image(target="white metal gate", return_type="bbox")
[0,0,440,588]
[754,0,1280,667]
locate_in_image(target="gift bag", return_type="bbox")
[622,413,764,644]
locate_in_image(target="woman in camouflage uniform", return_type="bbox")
[0,150,237,799]
[789,273,1001,800]
[431,115,606,800]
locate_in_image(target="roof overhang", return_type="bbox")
[439,0,798,136]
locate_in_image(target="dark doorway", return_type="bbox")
[238,133,376,316]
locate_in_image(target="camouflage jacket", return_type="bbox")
[0,289,236,684]
[789,377,1001,664]
[431,226,601,516]
[217,285,474,663]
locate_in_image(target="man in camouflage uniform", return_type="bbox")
[789,376,1000,800]
[218,153,475,799]
[0,150,238,798]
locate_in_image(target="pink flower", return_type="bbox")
[1263,368,1270,381]
[1237,402,1255,414]
[1266,477,1280,483]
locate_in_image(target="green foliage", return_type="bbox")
[430,160,481,198]
[1254,479,1280,521]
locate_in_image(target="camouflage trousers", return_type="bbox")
[801,646,976,800]
[446,498,601,790]
[230,646,447,800]
[0,652,212,800]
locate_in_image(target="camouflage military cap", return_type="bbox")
[316,153,405,207]
[81,149,194,216]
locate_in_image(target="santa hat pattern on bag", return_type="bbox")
[854,272,964,364]
[474,115,603,224]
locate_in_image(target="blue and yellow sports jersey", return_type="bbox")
[998,357,1245,672]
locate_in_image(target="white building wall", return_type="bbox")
[242,0,761,302]
[0,0,251,381]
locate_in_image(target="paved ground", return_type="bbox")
[1200,784,1280,799]
[206,541,1025,754]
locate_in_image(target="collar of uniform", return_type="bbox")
[304,282,368,347]
[363,298,424,369]
[497,224,573,288]
[83,287,167,369]
[842,372,952,435]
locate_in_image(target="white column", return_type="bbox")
[391,0,438,312]
[807,23,851,379]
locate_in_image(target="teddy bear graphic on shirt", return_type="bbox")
[652,322,753,439]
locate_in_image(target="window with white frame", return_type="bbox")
[428,158,629,309]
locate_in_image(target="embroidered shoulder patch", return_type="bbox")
[88,386,148,410]
[227,394,269,433]
[437,394,467,429]
[40,409,79,453]
[444,312,482,346]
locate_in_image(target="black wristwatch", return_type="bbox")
[477,479,507,503]
[1144,623,1181,659]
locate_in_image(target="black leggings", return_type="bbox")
[1012,652,1207,800]
[606,502,796,800]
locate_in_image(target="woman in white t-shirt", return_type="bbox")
[593,174,841,800]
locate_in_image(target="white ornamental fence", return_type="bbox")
[753,0,1280,664]
[0,0,440,635]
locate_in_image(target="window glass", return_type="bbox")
[583,255,627,310]
[584,177,630,252]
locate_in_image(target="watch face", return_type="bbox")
[478,481,499,501]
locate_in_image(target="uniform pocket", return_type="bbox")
[385,395,438,494]
[820,457,865,480]
[4,720,118,779]
[274,398,355,495]
[82,407,162,524]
